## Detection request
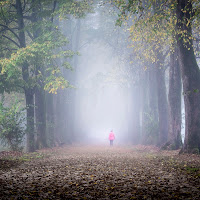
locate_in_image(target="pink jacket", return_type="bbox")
[109,132,115,140]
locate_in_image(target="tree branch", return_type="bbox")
[22,0,26,11]
[26,30,34,40]
[1,47,17,52]
[51,0,57,23]
[23,15,32,21]
[2,35,20,48]
[79,41,90,50]
[163,49,170,59]
[0,24,20,41]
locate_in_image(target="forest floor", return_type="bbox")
[0,145,200,200]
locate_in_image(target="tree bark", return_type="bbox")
[31,0,47,149]
[147,64,159,145]
[148,65,158,120]
[16,0,35,152]
[25,89,35,152]
[152,0,169,146]
[167,47,182,149]
[55,90,63,146]
[35,87,47,148]
[156,52,169,146]
[176,0,200,153]
[141,71,149,144]
[46,92,55,147]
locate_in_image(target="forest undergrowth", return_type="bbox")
[0,145,200,199]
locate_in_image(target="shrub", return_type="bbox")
[0,96,25,151]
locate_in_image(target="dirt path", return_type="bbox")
[0,145,200,199]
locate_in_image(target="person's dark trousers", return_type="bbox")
[110,140,113,146]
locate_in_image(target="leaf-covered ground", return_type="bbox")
[0,145,200,199]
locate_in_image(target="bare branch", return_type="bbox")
[79,41,90,50]
[2,35,20,48]
[1,47,17,52]
[22,0,26,11]
[51,0,57,23]
[0,24,20,41]
[26,30,34,40]
[163,49,170,59]
[23,15,32,20]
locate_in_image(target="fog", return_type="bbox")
[75,44,131,144]
[1,0,193,153]
[69,9,136,145]
[55,2,184,148]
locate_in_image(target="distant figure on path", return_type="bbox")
[109,130,115,146]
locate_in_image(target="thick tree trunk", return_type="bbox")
[176,0,200,153]
[148,64,159,144]
[16,0,35,152]
[156,53,169,146]
[32,0,47,149]
[25,89,35,152]
[152,0,168,146]
[167,48,182,150]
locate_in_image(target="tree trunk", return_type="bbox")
[148,65,158,120]
[35,88,47,148]
[147,64,159,145]
[141,71,149,144]
[46,92,55,147]
[132,85,141,144]
[156,52,169,146]
[71,19,81,142]
[31,0,47,149]
[167,47,182,149]
[16,0,35,152]
[176,0,200,153]
[54,91,63,146]
[25,89,35,152]
[152,0,169,146]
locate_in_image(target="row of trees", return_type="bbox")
[110,0,200,153]
[0,0,91,151]
[0,0,199,154]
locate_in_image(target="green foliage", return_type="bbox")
[44,67,74,94]
[0,31,74,93]
[57,0,94,19]
[0,96,25,151]
[113,0,200,64]
[0,1,78,95]
[186,166,199,173]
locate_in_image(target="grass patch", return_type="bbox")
[186,167,199,172]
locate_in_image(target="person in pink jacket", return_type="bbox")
[109,130,115,146]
